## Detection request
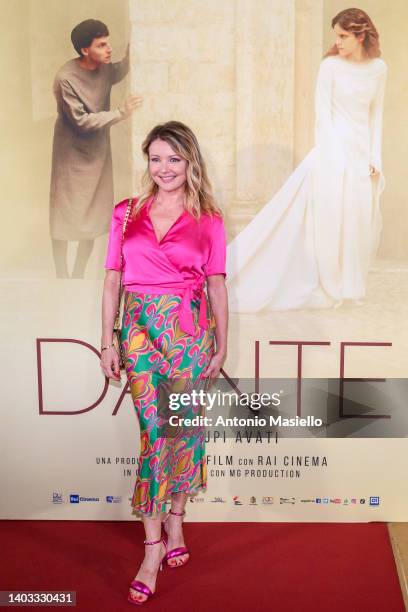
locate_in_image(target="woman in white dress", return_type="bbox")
[227,8,387,311]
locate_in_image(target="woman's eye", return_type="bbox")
[170,158,181,163]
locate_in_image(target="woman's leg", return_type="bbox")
[165,492,189,567]
[121,294,173,601]
[162,311,214,567]
[129,514,166,604]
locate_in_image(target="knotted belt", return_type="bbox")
[125,278,209,337]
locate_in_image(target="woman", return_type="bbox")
[227,8,387,311]
[100,121,228,605]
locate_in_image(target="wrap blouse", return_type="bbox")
[104,196,227,336]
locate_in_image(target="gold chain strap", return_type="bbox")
[114,198,133,329]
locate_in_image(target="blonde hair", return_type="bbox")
[325,8,381,58]
[132,121,222,219]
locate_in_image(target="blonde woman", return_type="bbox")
[227,8,387,310]
[100,121,228,604]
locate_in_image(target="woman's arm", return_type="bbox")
[369,64,387,174]
[100,269,121,380]
[314,59,336,158]
[203,274,228,378]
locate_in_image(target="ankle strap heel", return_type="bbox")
[143,537,167,572]
[144,537,165,546]
[162,510,190,569]
[168,509,185,517]
[128,538,168,604]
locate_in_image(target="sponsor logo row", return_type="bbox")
[52,493,380,507]
[229,496,380,506]
[52,493,123,504]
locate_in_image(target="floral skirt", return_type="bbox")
[121,291,215,517]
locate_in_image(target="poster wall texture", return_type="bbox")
[1,0,407,521]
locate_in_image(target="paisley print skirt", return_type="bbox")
[121,291,215,517]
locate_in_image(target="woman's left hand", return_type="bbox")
[202,351,226,380]
[369,164,379,176]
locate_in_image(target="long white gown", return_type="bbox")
[226,55,387,311]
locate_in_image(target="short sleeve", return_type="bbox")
[104,200,128,271]
[204,214,227,278]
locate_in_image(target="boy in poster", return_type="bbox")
[49,18,143,278]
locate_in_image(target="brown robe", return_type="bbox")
[49,56,128,240]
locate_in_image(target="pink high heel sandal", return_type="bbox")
[127,537,167,606]
[163,509,190,568]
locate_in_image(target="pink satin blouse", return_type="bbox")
[104,196,227,337]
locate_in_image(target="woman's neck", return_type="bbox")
[155,188,185,210]
[344,47,369,63]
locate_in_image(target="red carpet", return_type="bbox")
[0,521,404,611]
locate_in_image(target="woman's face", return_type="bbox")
[148,138,188,193]
[334,23,364,58]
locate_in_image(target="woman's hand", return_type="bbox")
[369,164,379,177]
[202,351,226,380]
[100,347,121,381]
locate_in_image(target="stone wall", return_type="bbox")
[130,0,319,235]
